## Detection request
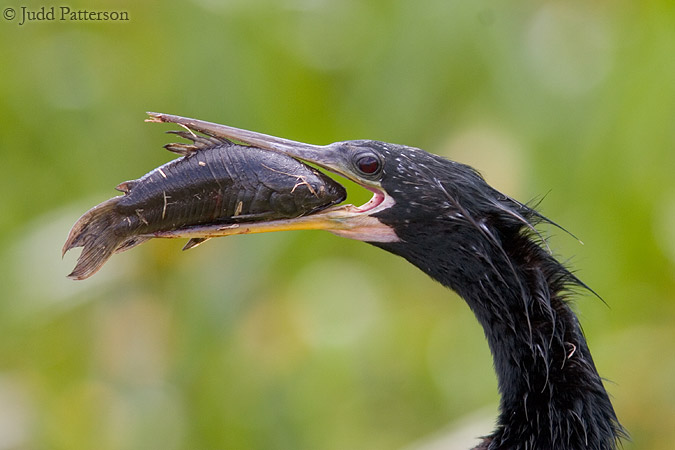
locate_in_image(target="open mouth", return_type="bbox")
[146,112,399,244]
[354,187,387,213]
[63,112,401,280]
[62,113,399,280]
[319,184,389,214]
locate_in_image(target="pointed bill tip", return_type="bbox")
[145,112,165,123]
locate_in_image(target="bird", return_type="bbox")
[145,113,626,450]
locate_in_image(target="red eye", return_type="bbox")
[356,154,380,175]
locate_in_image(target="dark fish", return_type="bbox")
[63,131,346,280]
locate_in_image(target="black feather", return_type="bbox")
[355,143,627,450]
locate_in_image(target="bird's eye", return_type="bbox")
[355,154,381,176]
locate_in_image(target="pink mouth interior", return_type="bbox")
[354,188,385,213]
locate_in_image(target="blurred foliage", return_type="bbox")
[0,0,673,449]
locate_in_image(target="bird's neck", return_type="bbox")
[374,231,622,450]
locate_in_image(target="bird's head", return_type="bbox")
[147,113,541,288]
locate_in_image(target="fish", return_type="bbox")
[63,130,346,280]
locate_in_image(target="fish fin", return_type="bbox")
[182,237,210,251]
[115,180,137,193]
[63,198,130,280]
[205,135,233,146]
[166,130,233,149]
[164,143,198,156]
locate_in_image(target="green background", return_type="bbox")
[1,1,673,449]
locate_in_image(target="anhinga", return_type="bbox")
[112,114,630,449]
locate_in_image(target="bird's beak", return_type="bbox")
[146,113,398,243]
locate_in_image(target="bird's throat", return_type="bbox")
[373,234,623,449]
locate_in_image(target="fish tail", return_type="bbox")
[63,197,133,280]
